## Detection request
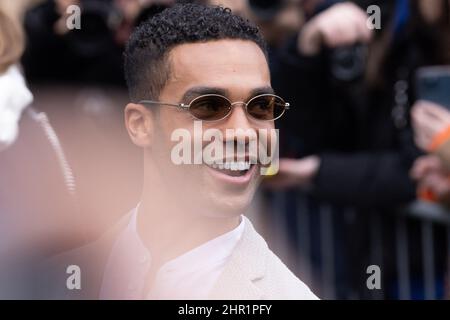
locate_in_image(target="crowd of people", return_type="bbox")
[0,0,449,299]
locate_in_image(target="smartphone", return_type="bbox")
[416,66,450,110]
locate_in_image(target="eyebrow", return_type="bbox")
[180,86,275,104]
[181,87,229,104]
[248,86,275,99]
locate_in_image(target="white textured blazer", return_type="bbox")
[209,216,319,300]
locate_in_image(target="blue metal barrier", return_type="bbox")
[261,191,450,300]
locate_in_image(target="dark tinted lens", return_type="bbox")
[189,95,231,121]
[247,95,286,120]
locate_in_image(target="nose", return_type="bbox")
[226,102,251,128]
[220,103,257,155]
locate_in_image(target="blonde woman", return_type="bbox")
[0,9,33,151]
[0,5,80,298]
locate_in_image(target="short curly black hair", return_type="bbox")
[124,3,267,102]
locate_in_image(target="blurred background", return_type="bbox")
[0,0,449,299]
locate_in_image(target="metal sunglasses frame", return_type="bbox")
[138,93,290,122]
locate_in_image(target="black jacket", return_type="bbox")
[272,33,424,208]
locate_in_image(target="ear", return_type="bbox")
[124,103,154,147]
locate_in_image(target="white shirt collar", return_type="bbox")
[100,206,245,299]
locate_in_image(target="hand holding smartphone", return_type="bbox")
[416,66,450,109]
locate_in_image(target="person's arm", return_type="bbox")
[271,34,330,158]
[312,152,417,207]
[272,2,373,157]
[268,148,418,208]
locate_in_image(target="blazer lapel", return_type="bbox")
[208,217,268,300]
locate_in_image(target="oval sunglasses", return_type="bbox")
[139,93,290,122]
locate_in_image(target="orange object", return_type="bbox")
[422,125,450,202]
[418,174,450,203]
[418,188,438,203]
[428,124,450,152]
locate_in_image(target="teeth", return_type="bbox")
[210,162,251,171]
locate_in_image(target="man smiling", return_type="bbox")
[43,3,318,300]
